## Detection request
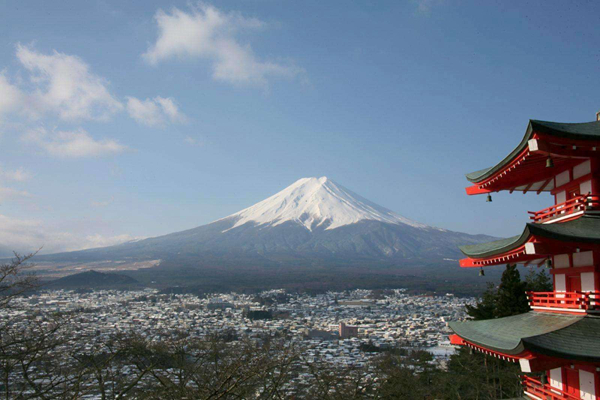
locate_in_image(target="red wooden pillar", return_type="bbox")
[563,367,580,398]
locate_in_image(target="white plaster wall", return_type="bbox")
[579,369,596,400]
[573,251,594,267]
[554,254,570,269]
[581,180,593,195]
[573,160,591,180]
[582,272,596,292]
[550,367,563,390]
[556,170,571,187]
[555,274,567,292]
[556,190,567,204]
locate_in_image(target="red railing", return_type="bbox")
[522,375,579,400]
[527,291,600,312]
[528,193,600,224]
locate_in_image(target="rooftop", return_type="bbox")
[459,215,600,261]
[450,312,600,362]
[467,119,600,183]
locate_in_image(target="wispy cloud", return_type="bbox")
[143,4,304,86]
[2,45,184,133]
[126,96,187,127]
[0,167,32,205]
[0,167,32,182]
[0,186,31,202]
[0,73,25,121]
[22,127,126,158]
[0,214,140,255]
[16,44,123,121]
[154,97,187,123]
[184,136,203,146]
[81,233,141,249]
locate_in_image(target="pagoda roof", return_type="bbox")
[449,313,600,362]
[467,120,600,183]
[460,234,523,259]
[460,215,600,260]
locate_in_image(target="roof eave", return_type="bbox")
[449,321,526,355]
[449,313,585,359]
[465,121,534,184]
[459,228,531,259]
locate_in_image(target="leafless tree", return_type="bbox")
[0,252,38,309]
[299,358,378,400]
[138,335,301,399]
[0,252,79,399]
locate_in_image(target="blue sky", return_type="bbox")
[0,0,599,253]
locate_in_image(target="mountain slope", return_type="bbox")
[47,270,140,289]
[33,177,495,267]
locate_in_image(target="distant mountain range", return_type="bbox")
[32,177,494,269]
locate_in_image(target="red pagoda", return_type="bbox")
[449,116,600,400]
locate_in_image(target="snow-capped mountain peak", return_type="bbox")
[224,177,428,231]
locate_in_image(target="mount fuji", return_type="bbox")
[35,177,494,271]
[223,177,428,232]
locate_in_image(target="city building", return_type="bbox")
[450,116,600,399]
[339,322,359,339]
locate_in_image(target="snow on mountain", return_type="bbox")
[224,177,428,232]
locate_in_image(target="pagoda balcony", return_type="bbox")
[528,193,600,224]
[527,291,600,313]
[522,375,579,400]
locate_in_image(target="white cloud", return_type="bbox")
[126,96,187,127]
[125,97,163,127]
[143,4,303,86]
[184,136,203,146]
[0,186,31,202]
[2,46,185,139]
[0,215,41,255]
[153,97,187,123]
[81,234,138,249]
[0,167,32,182]
[0,214,139,256]
[0,73,24,119]
[16,44,123,121]
[23,127,126,158]
[0,167,32,204]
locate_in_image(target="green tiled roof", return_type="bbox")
[460,234,524,258]
[450,313,600,362]
[459,215,600,258]
[531,120,600,140]
[523,316,600,362]
[466,120,600,183]
[449,312,580,355]
[527,215,600,243]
